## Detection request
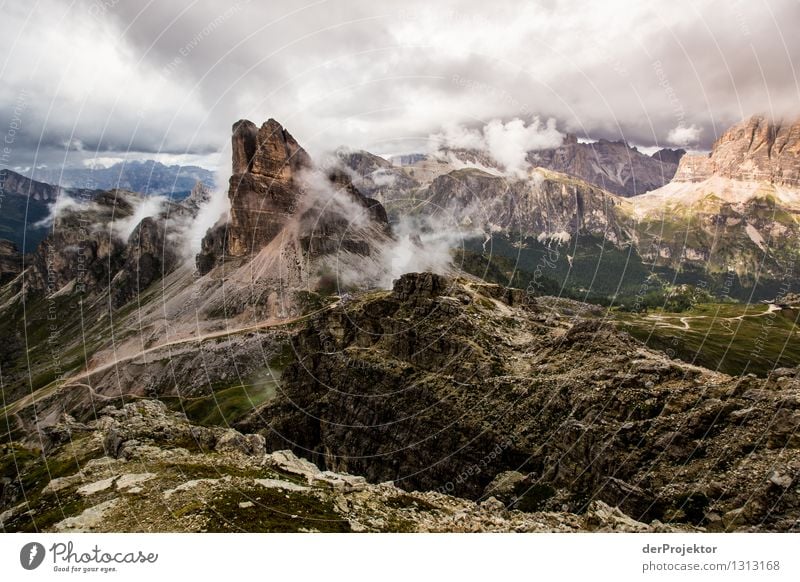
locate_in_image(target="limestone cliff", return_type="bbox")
[674,115,800,185]
[197,119,390,275]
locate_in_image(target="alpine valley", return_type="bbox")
[1,115,799,533]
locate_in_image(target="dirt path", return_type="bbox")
[3,301,339,416]
[642,303,779,332]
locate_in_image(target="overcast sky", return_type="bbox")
[1,0,798,174]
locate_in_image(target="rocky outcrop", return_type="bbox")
[28,190,130,297]
[0,399,693,532]
[297,169,390,257]
[25,189,193,304]
[651,148,686,165]
[334,149,421,206]
[197,119,390,275]
[0,239,21,284]
[110,216,179,308]
[225,119,311,259]
[0,169,94,253]
[674,115,800,185]
[238,273,800,530]
[0,168,61,203]
[182,181,212,214]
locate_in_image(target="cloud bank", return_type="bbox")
[1,0,798,173]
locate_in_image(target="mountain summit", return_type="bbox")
[675,115,800,185]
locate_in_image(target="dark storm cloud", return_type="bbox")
[1,0,798,173]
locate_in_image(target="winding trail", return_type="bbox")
[3,300,340,416]
[642,303,781,332]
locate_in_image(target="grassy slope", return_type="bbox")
[615,303,800,376]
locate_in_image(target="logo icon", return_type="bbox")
[20,542,46,570]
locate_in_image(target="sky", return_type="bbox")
[1,0,798,175]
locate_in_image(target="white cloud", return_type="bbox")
[432,117,564,178]
[113,195,168,241]
[34,195,98,228]
[667,124,702,147]
[1,0,798,170]
[82,157,125,169]
[484,118,563,177]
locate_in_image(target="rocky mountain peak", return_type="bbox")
[231,118,311,178]
[674,115,800,184]
[0,239,22,285]
[0,168,62,203]
[198,119,390,284]
[526,135,682,196]
[651,148,686,165]
[204,118,314,261]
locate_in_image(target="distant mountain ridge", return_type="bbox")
[527,134,685,196]
[23,159,215,197]
[0,168,100,252]
[339,135,685,204]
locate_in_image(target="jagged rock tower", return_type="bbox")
[196,118,390,286]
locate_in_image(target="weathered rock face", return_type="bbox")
[334,149,421,206]
[28,191,131,297]
[110,216,179,308]
[528,135,682,196]
[1,399,694,532]
[238,272,800,530]
[0,169,99,253]
[424,167,627,241]
[197,119,390,277]
[25,190,195,304]
[0,168,61,203]
[633,191,800,283]
[675,116,800,185]
[226,119,312,257]
[0,239,21,284]
[182,181,212,215]
[298,169,390,257]
[651,148,687,165]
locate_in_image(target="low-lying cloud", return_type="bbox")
[667,124,702,147]
[113,195,168,240]
[34,195,99,228]
[432,118,564,178]
[294,166,480,290]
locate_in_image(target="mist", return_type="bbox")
[113,195,168,240]
[293,165,482,291]
[431,118,564,178]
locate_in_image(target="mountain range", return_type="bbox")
[339,115,800,302]
[24,159,214,197]
[1,114,799,533]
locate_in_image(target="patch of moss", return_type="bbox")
[10,493,88,533]
[382,516,417,533]
[203,486,351,532]
[268,341,296,370]
[179,381,278,427]
[166,462,264,481]
[2,447,86,499]
[0,444,40,478]
[294,290,333,314]
[161,342,292,428]
[616,302,800,376]
[476,297,496,310]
